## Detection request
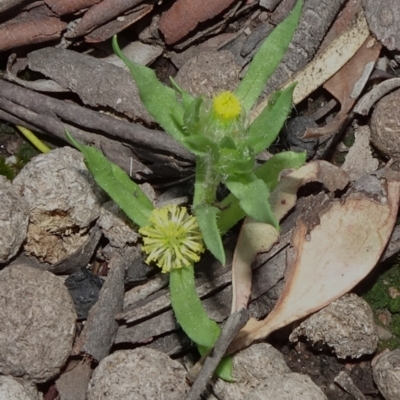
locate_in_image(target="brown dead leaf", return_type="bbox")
[231,220,279,313]
[231,161,349,312]
[229,179,400,354]
[158,0,236,45]
[305,36,382,138]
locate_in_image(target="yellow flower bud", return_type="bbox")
[212,91,242,121]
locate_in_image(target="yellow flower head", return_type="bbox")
[139,205,205,273]
[212,91,242,122]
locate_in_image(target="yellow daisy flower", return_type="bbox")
[139,205,205,273]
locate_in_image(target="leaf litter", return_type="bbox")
[1,0,400,398]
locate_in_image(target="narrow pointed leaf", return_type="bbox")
[170,267,233,380]
[194,204,226,265]
[170,266,221,347]
[234,0,302,112]
[112,36,186,143]
[246,83,296,154]
[66,131,153,228]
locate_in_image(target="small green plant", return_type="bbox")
[67,0,304,380]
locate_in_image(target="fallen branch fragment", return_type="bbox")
[0,79,187,158]
[72,247,131,362]
[185,309,250,400]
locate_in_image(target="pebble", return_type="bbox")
[0,175,29,263]
[87,348,188,399]
[0,264,76,383]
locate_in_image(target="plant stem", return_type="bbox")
[193,155,219,207]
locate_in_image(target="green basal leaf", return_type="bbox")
[217,151,305,233]
[234,0,302,112]
[169,77,195,109]
[182,135,217,157]
[225,174,278,228]
[112,36,187,144]
[66,131,153,228]
[214,357,234,382]
[170,266,233,381]
[246,83,296,154]
[170,266,221,347]
[194,204,226,265]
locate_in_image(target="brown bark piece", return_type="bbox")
[68,0,145,38]
[26,47,151,121]
[72,247,129,362]
[115,286,231,345]
[0,4,66,52]
[45,0,101,16]
[362,0,400,51]
[158,0,236,45]
[85,4,153,43]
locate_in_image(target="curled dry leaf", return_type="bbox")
[304,36,381,139]
[231,161,349,312]
[229,177,400,354]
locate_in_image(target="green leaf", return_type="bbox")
[170,266,233,380]
[234,0,302,112]
[246,83,296,154]
[170,266,221,347]
[198,345,234,382]
[194,204,226,265]
[66,131,153,228]
[225,174,278,228]
[214,357,234,382]
[112,36,187,144]
[217,151,305,233]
